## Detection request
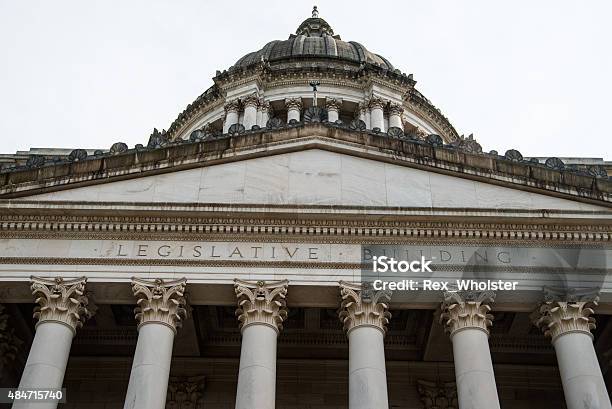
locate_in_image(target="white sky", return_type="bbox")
[0,0,610,158]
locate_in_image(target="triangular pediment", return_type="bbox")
[20,149,608,211]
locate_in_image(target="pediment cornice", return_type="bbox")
[0,123,610,206]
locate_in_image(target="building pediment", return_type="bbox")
[0,124,610,211]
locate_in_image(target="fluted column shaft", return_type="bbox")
[234,279,289,409]
[339,282,391,409]
[123,278,187,409]
[441,291,501,409]
[13,277,90,409]
[534,293,612,409]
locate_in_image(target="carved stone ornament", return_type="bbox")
[440,291,495,337]
[26,155,46,168]
[417,380,458,409]
[166,375,205,409]
[368,96,386,110]
[131,278,187,334]
[325,97,342,111]
[388,102,404,116]
[532,287,599,341]
[387,126,404,139]
[224,99,240,114]
[266,117,283,129]
[30,276,90,334]
[425,134,444,147]
[504,149,523,162]
[68,149,88,162]
[285,97,303,110]
[110,142,128,155]
[234,279,289,333]
[338,281,392,334]
[241,93,259,108]
[349,119,367,131]
[228,123,246,136]
[0,304,22,373]
[545,156,565,170]
[259,100,271,112]
[303,106,328,123]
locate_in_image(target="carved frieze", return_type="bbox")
[30,276,91,334]
[131,278,187,333]
[234,279,289,333]
[440,291,495,336]
[338,281,392,334]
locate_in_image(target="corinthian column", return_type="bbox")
[326,98,342,122]
[258,100,271,127]
[234,279,288,409]
[14,277,90,409]
[388,103,404,130]
[440,291,501,409]
[369,97,386,132]
[338,281,391,409]
[533,289,612,409]
[285,98,302,123]
[242,93,259,130]
[223,100,240,133]
[123,278,187,409]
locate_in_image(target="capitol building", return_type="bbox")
[0,7,611,409]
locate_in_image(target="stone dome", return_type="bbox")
[231,7,394,71]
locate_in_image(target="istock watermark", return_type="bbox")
[360,244,610,303]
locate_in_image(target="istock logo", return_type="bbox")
[372,255,433,273]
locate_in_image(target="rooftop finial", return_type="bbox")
[312,5,319,18]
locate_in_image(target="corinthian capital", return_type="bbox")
[242,93,259,108]
[30,276,90,334]
[325,97,342,111]
[234,279,289,333]
[368,96,386,110]
[532,287,599,341]
[131,278,187,334]
[338,281,392,334]
[224,99,240,114]
[440,291,495,337]
[259,99,270,112]
[388,102,404,116]
[284,97,303,110]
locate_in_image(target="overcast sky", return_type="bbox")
[0,0,610,158]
